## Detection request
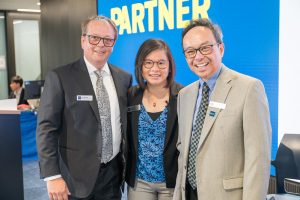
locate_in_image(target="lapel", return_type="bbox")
[164,83,180,151]
[183,81,201,157]
[197,65,233,152]
[109,65,122,103]
[109,65,127,126]
[130,88,143,153]
[75,58,100,122]
[20,88,25,100]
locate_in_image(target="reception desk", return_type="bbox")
[0,110,24,200]
[20,111,38,161]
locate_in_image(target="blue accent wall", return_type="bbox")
[98,0,279,174]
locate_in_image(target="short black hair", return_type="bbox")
[135,39,175,89]
[182,18,223,44]
[11,75,23,87]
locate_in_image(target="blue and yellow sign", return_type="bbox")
[98,0,279,164]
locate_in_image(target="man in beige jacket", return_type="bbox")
[173,18,271,200]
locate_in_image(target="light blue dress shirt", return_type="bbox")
[192,67,222,126]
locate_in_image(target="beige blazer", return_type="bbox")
[173,65,271,200]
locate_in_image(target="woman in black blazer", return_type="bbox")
[126,39,183,200]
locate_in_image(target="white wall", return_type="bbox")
[14,19,41,81]
[278,0,300,143]
[0,13,8,99]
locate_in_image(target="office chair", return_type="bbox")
[271,134,300,193]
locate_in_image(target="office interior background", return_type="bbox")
[0,0,299,164]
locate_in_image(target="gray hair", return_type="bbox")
[81,15,118,39]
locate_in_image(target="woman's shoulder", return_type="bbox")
[170,82,184,96]
[128,85,143,100]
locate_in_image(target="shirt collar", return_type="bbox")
[84,56,111,76]
[199,65,222,91]
[14,88,22,96]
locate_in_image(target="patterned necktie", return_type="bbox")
[187,82,210,189]
[94,70,113,163]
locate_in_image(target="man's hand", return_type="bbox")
[47,178,71,200]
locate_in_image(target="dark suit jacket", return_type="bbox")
[9,88,29,105]
[36,58,132,198]
[125,82,183,188]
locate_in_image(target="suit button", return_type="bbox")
[182,186,185,191]
[184,165,187,170]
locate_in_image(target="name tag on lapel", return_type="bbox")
[77,95,93,101]
[127,104,141,112]
[209,101,226,110]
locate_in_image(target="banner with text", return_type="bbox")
[98,0,279,165]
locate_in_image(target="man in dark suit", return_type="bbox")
[9,75,28,105]
[36,15,132,200]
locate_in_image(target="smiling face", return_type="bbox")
[182,26,224,81]
[81,20,115,69]
[142,49,170,87]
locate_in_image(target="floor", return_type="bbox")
[23,160,127,200]
[23,160,48,200]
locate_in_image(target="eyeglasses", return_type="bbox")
[83,34,115,47]
[183,43,220,58]
[143,60,168,69]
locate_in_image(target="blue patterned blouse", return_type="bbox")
[136,104,168,183]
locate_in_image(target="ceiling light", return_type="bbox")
[17,9,41,13]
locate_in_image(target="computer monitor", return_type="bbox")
[24,80,45,100]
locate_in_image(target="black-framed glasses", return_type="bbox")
[183,43,220,58]
[83,34,115,47]
[143,60,168,69]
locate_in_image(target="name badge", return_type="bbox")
[127,105,141,112]
[209,101,226,110]
[77,95,93,101]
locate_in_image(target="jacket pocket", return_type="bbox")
[223,177,243,190]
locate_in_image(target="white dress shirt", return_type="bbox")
[14,88,22,104]
[84,57,122,160]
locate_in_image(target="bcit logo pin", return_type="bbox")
[209,111,216,117]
